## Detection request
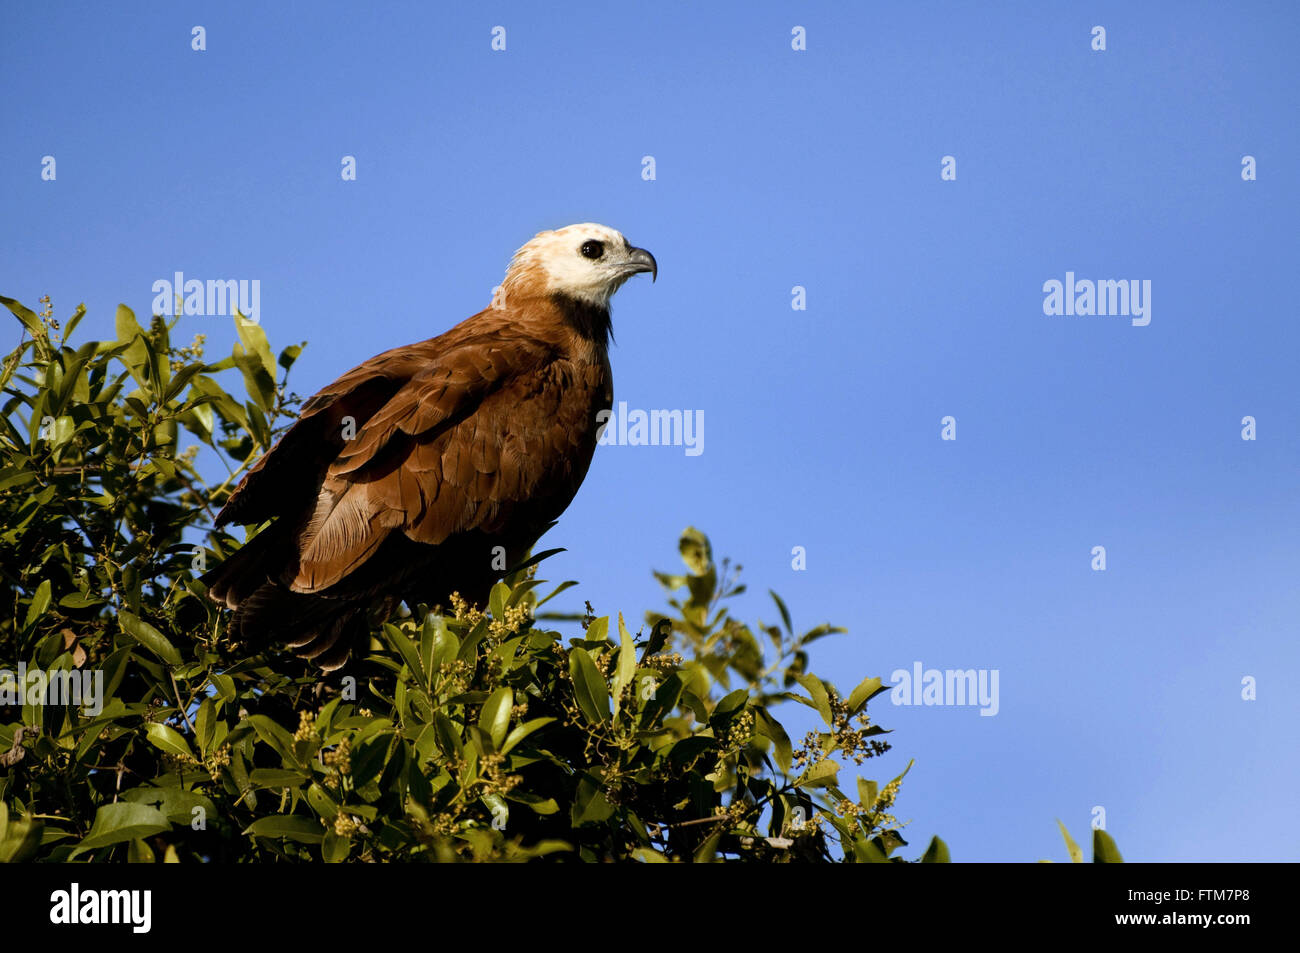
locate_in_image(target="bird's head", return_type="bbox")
[502,223,657,309]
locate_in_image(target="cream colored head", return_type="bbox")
[501,223,657,307]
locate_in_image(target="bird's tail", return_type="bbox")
[202,523,295,610]
[201,528,374,670]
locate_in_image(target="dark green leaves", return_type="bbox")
[921,836,951,863]
[478,686,513,749]
[119,611,181,666]
[0,294,44,338]
[569,647,610,724]
[232,315,277,413]
[244,815,325,845]
[794,673,833,726]
[847,676,885,714]
[1093,829,1124,863]
[145,723,195,760]
[70,803,171,858]
[0,802,43,862]
[611,614,636,718]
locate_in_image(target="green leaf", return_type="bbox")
[249,768,312,789]
[278,342,304,370]
[488,581,509,620]
[478,686,513,749]
[501,717,555,756]
[114,305,151,391]
[612,613,637,718]
[693,830,723,863]
[1057,820,1084,863]
[58,592,105,609]
[23,579,51,630]
[433,712,463,759]
[641,618,671,660]
[921,836,951,863]
[118,610,181,666]
[769,589,793,634]
[584,616,609,643]
[535,580,578,608]
[232,315,276,411]
[234,313,275,373]
[796,759,839,789]
[571,773,614,826]
[637,671,682,730]
[195,699,216,755]
[668,736,714,770]
[244,815,324,845]
[145,722,195,761]
[419,614,442,683]
[322,828,350,862]
[755,706,792,773]
[0,295,44,338]
[161,361,207,403]
[1093,829,1124,863]
[847,675,885,714]
[244,399,271,446]
[855,838,891,863]
[678,527,712,575]
[713,688,748,720]
[210,673,236,702]
[121,787,215,826]
[70,803,170,857]
[62,302,88,341]
[569,647,610,724]
[381,623,426,687]
[0,802,43,862]
[857,777,878,807]
[246,714,301,767]
[430,620,460,672]
[795,673,833,727]
[506,790,560,815]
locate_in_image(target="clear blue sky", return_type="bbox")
[3,1,1296,862]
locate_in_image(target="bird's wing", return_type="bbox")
[288,333,605,593]
[213,346,422,528]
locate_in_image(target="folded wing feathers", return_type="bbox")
[282,319,594,592]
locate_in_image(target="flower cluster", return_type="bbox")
[644,652,683,673]
[718,708,755,749]
[38,295,58,330]
[322,738,351,789]
[488,603,531,640]
[204,744,231,782]
[436,659,474,695]
[447,592,484,626]
[792,696,891,772]
[170,332,206,373]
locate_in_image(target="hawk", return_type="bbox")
[202,223,656,669]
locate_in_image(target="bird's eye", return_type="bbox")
[580,240,605,260]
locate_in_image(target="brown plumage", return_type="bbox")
[202,224,656,669]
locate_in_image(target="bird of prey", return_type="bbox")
[202,223,656,669]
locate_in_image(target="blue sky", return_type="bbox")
[3,1,1297,861]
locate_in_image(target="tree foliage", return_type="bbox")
[0,295,1120,863]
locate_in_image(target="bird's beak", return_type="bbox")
[625,246,658,283]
